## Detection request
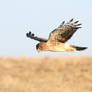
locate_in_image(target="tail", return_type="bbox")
[71,45,88,51]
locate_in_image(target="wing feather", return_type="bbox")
[48,19,82,43]
[26,32,47,42]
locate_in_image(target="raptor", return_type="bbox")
[26,19,87,52]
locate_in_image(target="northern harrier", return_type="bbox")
[26,19,87,52]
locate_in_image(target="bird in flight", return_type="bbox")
[26,19,87,52]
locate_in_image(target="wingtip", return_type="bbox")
[26,33,29,37]
[26,31,32,37]
[69,18,74,22]
[62,21,65,25]
[74,21,79,24]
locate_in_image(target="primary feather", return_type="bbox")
[48,19,81,43]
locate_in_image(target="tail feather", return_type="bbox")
[71,45,88,51]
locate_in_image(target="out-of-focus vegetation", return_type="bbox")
[0,56,92,92]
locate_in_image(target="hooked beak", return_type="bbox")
[37,49,41,53]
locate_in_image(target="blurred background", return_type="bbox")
[0,0,92,56]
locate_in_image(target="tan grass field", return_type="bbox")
[0,56,92,92]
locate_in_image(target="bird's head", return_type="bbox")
[36,42,46,52]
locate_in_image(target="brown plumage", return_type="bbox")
[26,19,87,52]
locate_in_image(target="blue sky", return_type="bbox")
[0,0,92,56]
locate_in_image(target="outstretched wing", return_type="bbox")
[48,19,82,43]
[26,32,47,42]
